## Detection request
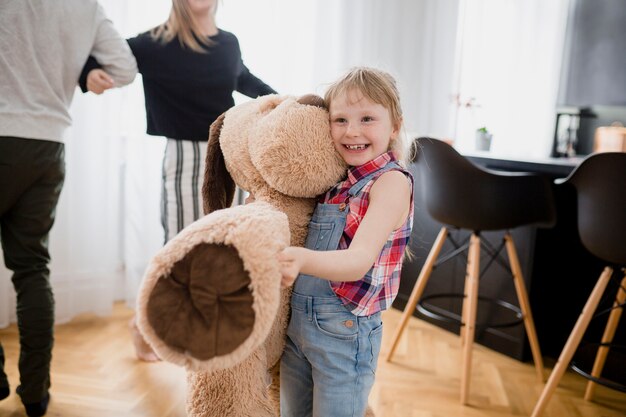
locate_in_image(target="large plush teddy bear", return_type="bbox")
[135,94,352,416]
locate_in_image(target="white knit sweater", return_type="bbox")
[0,0,137,142]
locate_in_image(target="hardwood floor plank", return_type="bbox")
[0,302,624,416]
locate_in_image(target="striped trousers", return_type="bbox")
[161,138,207,242]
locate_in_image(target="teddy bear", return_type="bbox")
[134,93,355,416]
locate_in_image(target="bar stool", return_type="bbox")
[386,137,556,404]
[531,152,626,417]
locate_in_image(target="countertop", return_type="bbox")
[462,151,583,178]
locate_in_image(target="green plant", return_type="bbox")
[477,126,489,133]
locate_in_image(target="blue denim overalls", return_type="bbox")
[280,162,401,417]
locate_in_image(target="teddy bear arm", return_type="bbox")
[146,243,255,360]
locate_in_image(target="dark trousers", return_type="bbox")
[0,136,65,403]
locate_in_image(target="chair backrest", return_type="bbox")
[559,152,626,265]
[414,137,556,231]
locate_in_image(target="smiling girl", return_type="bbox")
[278,67,415,417]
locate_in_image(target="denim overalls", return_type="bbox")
[280,162,401,417]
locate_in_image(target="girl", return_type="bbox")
[278,67,414,417]
[82,0,276,361]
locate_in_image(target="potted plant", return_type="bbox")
[475,126,492,151]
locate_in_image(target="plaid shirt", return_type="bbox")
[322,152,414,316]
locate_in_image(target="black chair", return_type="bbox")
[531,152,626,417]
[386,137,556,404]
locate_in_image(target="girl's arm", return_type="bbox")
[279,170,411,287]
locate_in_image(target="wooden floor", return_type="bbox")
[0,302,624,417]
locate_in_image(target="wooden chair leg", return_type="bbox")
[460,232,477,346]
[460,255,473,347]
[386,227,448,361]
[584,273,626,401]
[530,267,614,417]
[460,233,480,405]
[504,233,544,382]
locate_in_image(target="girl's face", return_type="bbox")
[186,0,216,15]
[329,89,399,167]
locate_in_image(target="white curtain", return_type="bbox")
[451,0,570,158]
[1,0,516,326]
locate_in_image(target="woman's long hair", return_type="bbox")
[151,0,218,52]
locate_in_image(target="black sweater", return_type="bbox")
[81,29,276,141]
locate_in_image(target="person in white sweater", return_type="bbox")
[0,1,137,416]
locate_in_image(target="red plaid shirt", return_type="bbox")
[322,152,414,316]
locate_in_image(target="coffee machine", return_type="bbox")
[551,106,626,157]
[551,107,596,157]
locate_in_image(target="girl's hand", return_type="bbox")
[277,247,305,288]
[87,69,115,94]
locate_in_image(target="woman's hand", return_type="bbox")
[87,69,115,94]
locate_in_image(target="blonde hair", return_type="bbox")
[151,0,218,52]
[324,67,415,166]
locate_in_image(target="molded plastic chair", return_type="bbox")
[386,137,556,404]
[531,152,626,417]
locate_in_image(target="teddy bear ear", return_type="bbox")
[203,112,236,214]
[296,94,326,109]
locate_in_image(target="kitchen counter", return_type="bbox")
[463,151,582,177]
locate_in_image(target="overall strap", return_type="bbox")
[348,161,402,197]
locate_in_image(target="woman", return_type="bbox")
[82,0,277,361]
